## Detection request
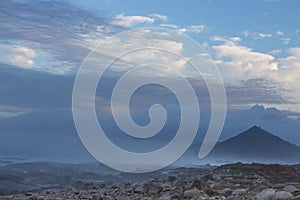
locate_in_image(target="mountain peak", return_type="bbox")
[241,125,270,136]
[206,125,300,164]
[249,125,261,130]
[247,125,263,131]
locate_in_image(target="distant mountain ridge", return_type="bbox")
[204,126,300,164]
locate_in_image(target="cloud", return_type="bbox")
[0,45,36,68]
[289,47,300,57]
[241,30,272,39]
[149,13,168,21]
[160,24,179,29]
[226,78,292,106]
[0,0,117,74]
[281,38,291,44]
[211,40,300,111]
[269,49,282,55]
[277,47,300,83]
[111,13,169,28]
[160,24,206,34]
[112,14,155,27]
[211,36,242,45]
[276,31,284,36]
[178,25,206,33]
[212,44,278,81]
[257,33,272,38]
[0,63,74,111]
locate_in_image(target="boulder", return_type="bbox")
[184,188,201,198]
[232,188,247,196]
[275,191,293,200]
[255,188,276,200]
[283,185,299,193]
[159,194,172,200]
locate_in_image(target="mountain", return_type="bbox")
[203,126,300,164]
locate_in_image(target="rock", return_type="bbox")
[217,188,233,197]
[102,196,112,200]
[92,194,103,200]
[294,195,300,200]
[226,196,240,200]
[173,180,186,195]
[159,194,172,200]
[209,196,225,200]
[198,192,210,200]
[212,174,222,182]
[226,189,248,200]
[275,191,293,200]
[134,184,145,194]
[205,187,217,197]
[184,188,201,198]
[167,175,177,182]
[283,185,299,193]
[191,179,202,189]
[0,196,14,200]
[231,188,247,196]
[162,182,172,192]
[144,181,163,195]
[255,188,276,200]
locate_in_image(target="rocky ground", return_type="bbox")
[1,163,300,199]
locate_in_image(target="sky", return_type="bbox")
[0,0,300,162]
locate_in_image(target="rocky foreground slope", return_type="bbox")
[1,162,300,199]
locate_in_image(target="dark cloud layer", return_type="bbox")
[226,78,293,105]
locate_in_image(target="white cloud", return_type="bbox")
[178,25,205,33]
[112,14,155,27]
[160,24,179,29]
[149,14,168,21]
[289,47,300,57]
[211,36,226,42]
[258,33,272,38]
[281,38,291,44]
[229,37,242,42]
[276,30,284,36]
[210,41,300,111]
[0,45,36,68]
[269,49,281,55]
[160,24,206,34]
[211,36,241,45]
[89,29,188,76]
[212,44,278,80]
[241,30,272,39]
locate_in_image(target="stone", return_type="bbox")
[217,188,233,197]
[144,181,163,195]
[283,185,299,193]
[275,191,293,200]
[159,194,172,200]
[212,174,222,182]
[294,195,300,200]
[255,188,276,200]
[0,196,14,200]
[231,188,247,196]
[198,192,210,200]
[134,184,145,194]
[184,189,201,198]
[209,196,225,200]
[92,194,103,200]
[102,196,112,200]
[167,175,177,182]
[162,182,172,192]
